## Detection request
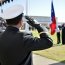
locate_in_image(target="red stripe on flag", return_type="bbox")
[50,16,56,35]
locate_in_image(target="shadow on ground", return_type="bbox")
[50,60,65,65]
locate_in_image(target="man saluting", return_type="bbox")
[0,0,53,65]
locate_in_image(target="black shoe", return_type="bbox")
[57,42,60,44]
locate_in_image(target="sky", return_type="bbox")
[19,0,65,23]
[0,0,65,23]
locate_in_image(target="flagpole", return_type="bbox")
[25,0,29,32]
[26,0,28,15]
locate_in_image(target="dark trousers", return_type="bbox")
[62,32,65,45]
[57,32,60,44]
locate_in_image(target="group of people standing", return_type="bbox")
[56,24,65,45]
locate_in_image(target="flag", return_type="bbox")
[50,1,56,35]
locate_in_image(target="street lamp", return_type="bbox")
[0,0,5,13]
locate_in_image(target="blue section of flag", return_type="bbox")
[51,1,55,21]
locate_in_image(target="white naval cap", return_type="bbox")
[0,0,24,19]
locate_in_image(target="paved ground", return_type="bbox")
[33,54,65,65]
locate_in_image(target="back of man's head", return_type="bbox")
[6,13,23,25]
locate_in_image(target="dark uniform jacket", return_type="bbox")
[0,26,53,65]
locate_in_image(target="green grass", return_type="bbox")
[32,30,65,63]
[33,45,65,63]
